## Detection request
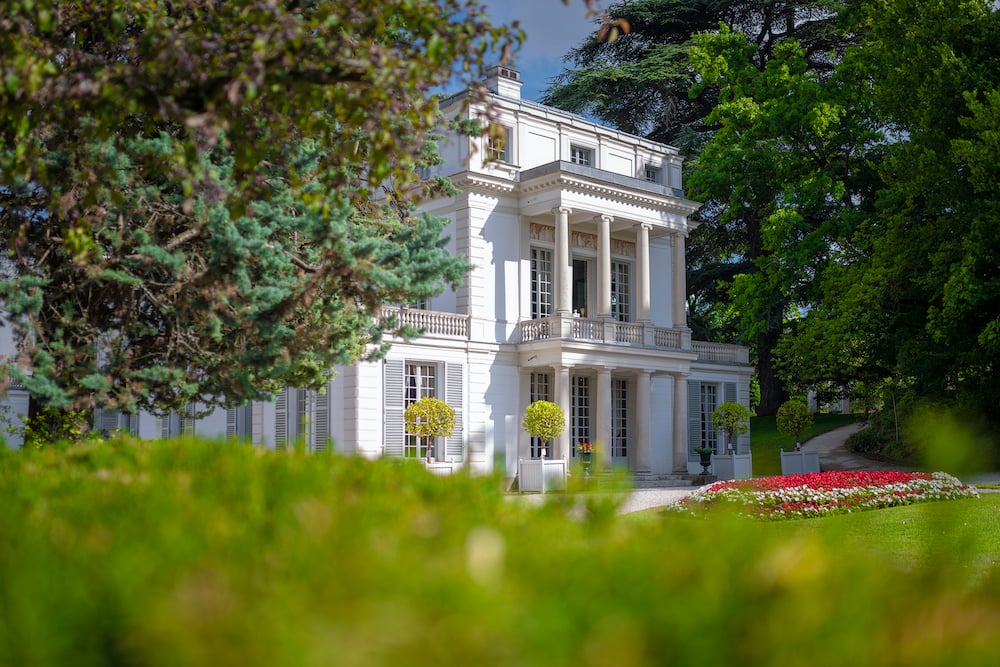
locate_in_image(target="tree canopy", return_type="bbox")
[547,0,1000,434]
[0,0,521,414]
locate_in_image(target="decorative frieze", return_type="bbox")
[529,222,636,257]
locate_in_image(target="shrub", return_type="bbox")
[776,398,813,444]
[710,402,749,449]
[404,396,455,460]
[1,436,999,666]
[522,400,565,449]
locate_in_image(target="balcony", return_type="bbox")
[381,307,469,339]
[382,307,749,364]
[520,315,688,350]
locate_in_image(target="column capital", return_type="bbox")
[636,222,653,231]
[595,214,614,223]
[552,206,573,216]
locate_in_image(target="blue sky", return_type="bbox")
[480,0,599,102]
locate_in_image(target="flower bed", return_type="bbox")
[672,471,979,520]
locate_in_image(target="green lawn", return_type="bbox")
[757,493,1000,570]
[750,412,864,476]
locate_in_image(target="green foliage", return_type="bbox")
[21,406,92,449]
[544,1,854,416]
[776,399,814,443]
[750,413,863,476]
[2,435,1000,666]
[522,400,565,445]
[404,396,455,459]
[0,0,522,414]
[710,401,749,446]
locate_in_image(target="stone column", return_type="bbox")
[597,215,613,319]
[595,367,613,470]
[555,364,571,463]
[635,370,651,473]
[637,223,651,322]
[554,207,572,315]
[672,232,687,329]
[673,372,690,473]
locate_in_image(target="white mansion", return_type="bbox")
[1,67,752,479]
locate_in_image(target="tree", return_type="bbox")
[781,0,1000,433]
[776,398,813,445]
[522,400,566,455]
[687,25,880,415]
[404,396,455,462]
[711,401,749,450]
[543,0,856,415]
[0,0,521,416]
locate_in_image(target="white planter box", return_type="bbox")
[424,459,459,476]
[780,449,821,475]
[518,458,567,492]
[712,453,753,481]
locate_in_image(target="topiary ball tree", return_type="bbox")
[522,400,565,457]
[711,402,750,451]
[776,399,814,446]
[404,397,455,462]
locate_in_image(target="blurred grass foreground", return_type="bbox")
[2,436,999,666]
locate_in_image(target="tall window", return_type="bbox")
[699,384,718,452]
[611,260,631,322]
[644,164,662,183]
[530,247,553,319]
[487,125,512,163]
[572,258,589,317]
[571,376,591,457]
[529,372,552,458]
[612,379,628,459]
[405,363,437,458]
[570,144,593,166]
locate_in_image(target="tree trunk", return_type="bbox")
[756,326,788,416]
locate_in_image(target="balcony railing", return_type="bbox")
[381,307,469,339]
[692,341,751,364]
[379,307,748,364]
[519,315,687,350]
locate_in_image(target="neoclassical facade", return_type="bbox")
[1,67,752,479]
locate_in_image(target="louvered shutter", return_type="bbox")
[103,408,121,435]
[94,408,115,435]
[687,380,701,461]
[724,382,737,404]
[312,389,331,452]
[383,360,405,457]
[275,389,288,449]
[160,413,172,439]
[445,362,464,460]
[226,408,238,438]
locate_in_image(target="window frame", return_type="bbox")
[643,164,662,183]
[569,144,594,167]
[530,246,553,320]
[404,361,438,458]
[486,125,513,163]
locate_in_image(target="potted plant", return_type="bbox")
[577,441,594,475]
[694,444,714,474]
[520,400,567,492]
[404,396,455,462]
